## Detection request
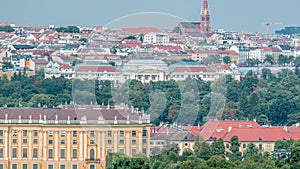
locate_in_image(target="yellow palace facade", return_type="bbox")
[0,105,151,169]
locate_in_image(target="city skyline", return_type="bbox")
[0,0,299,33]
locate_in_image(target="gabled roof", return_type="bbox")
[222,127,293,142]
[172,67,214,73]
[199,120,260,141]
[76,65,118,73]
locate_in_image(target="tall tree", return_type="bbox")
[212,138,225,156]
[228,136,242,161]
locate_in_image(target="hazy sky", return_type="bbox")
[0,0,299,33]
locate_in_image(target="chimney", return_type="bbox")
[228,126,232,132]
[198,123,201,129]
[253,118,257,122]
[283,126,288,132]
[296,123,300,128]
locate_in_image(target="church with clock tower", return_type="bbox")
[174,0,212,37]
[199,0,211,34]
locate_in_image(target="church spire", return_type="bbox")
[203,0,208,9]
[200,0,211,33]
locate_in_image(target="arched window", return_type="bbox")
[90,149,95,160]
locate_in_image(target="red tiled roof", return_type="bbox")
[185,50,219,54]
[154,45,182,51]
[222,127,293,142]
[59,64,74,70]
[211,64,231,69]
[76,66,117,73]
[217,50,238,55]
[199,121,260,141]
[122,27,162,33]
[172,67,214,73]
[181,126,201,135]
[261,47,273,51]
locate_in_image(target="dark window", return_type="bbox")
[90,149,95,160]
[107,131,112,137]
[33,130,38,136]
[0,148,3,158]
[132,140,136,144]
[132,131,136,137]
[12,148,17,158]
[23,130,27,136]
[73,131,77,137]
[72,149,77,159]
[142,130,147,136]
[33,139,38,144]
[48,149,53,159]
[33,164,38,169]
[120,131,124,137]
[61,131,66,137]
[33,148,38,158]
[22,164,28,169]
[60,149,65,159]
[12,164,17,169]
[23,148,28,158]
[72,165,77,169]
[90,131,95,137]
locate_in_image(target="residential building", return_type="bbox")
[143,33,170,44]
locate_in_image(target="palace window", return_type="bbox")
[23,148,28,158]
[72,149,77,159]
[73,131,78,137]
[33,148,38,158]
[120,131,124,137]
[60,130,66,137]
[48,149,53,159]
[33,130,38,136]
[23,130,28,136]
[132,131,136,137]
[107,131,112,137]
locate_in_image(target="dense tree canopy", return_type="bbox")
[107,139,300,169]
[56,26,80,33]
[0,68,299,127]
[0,26,14,32]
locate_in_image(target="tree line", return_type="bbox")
[0,68,299,126]
[106,137,300,169]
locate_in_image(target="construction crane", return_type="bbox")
[264,22,282,35]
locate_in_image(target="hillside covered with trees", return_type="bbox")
[0,68,299,126]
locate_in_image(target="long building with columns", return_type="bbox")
[0,105,151,169]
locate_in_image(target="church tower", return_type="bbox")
[200,0,211,33]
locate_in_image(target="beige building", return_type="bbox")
[0,105,151,169]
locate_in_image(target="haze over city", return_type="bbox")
[0,0,299,33]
